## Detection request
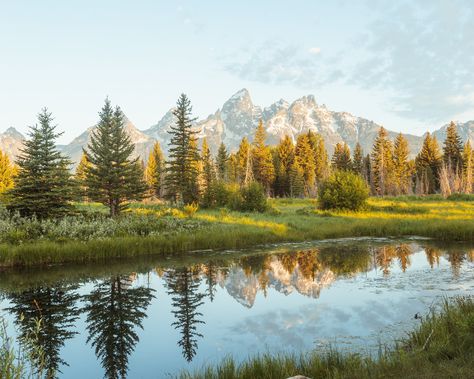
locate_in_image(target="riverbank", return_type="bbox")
[179,296,474,379]
[2,196,474,267]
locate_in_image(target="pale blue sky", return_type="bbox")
[1,0,473,143]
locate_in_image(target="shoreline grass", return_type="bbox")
[179,296,474,379]
[2,197,474,267]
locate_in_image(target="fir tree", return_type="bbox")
[443,121,463,171]
[145,141,165,198]
[84,99,146,217]
[462,141,473,193]
[252,120,275,193]
[370,127,394,195]
[275,135,294,196]
[289,159,305,197]
[237,137,252,185]
[352,143,364,175]
[331,142,352,171]
[216,142,228,181]
[0,150,16,194]
[7,109,74,218]
[200,138,216,206]
[294,134,316,195]
[166,94,200,204]
[415,133,442,194]
[85,276,155,379]
[307,131,329,181]
[393,133,412,195]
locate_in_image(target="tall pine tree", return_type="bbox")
[331,142,352,171]
[443,121,463,171]
[8,109,74,218]
[393,133,412,195]
[145,141,165,198]
[215,142,228,181]
[166,94,200,204]
[415,133,442,194]
[0,149,16,194]
[462,141,473,193]
[307,131,329,181]
[294,134,316,195]
[84,99,146,216]
[371,127,394,195]
[352,143,364,175]
[252,120,275,194]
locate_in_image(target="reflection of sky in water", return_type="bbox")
[0,240,473,378]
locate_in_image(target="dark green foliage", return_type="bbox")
[7,283,80,378]
[85,275,155,378]
[165,267,205,362]
[7,109,74,218]
[166,94,200,204]
[331,142,352,171]
[216,142,228,181]
[232,182,268,212]
[318,171,369,211]
[84,99,147,217]
[352,143,364,174]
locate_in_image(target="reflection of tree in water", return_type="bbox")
[445,250,466,278]
[84,275,155,379]
[202,261,218,302]
[396,244,412,272]
[165,266,205,362]
[7,284,80,378]
[425,247,441,268]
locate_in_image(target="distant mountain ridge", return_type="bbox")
[2,89,474,165]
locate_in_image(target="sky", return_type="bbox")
[1,0,473,143]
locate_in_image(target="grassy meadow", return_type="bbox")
[1,195,474,267]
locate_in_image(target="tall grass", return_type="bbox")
[3,197,474,267]
[179,297,474,379]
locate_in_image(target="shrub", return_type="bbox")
[231,182,268,212]
[318,170,369,211]
[201,181,234,208]
[183,203,199,218]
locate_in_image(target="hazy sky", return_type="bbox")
[1,0,473,143]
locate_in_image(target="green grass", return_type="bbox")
[179,296,474,379]
[2,196,474,267]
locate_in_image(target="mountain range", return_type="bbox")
[2,89,474,165]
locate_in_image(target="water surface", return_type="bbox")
[0,238,473,378]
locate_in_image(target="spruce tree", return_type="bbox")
[415,133,442,194]
[0,150,16,194]
[84,99,146,216]
[237,137,251,185]
[307,131,329,181]
[289,159,305,197]
[462,141,473,193]
[145,141,165,198]
[294,134,316,195]
[331,142,352,171]
[352,143,364,175]
[443,121,463,171]
[8,109,74,218]
[216,142,228,181]
[275,135,295,196]
[393,133,412,195]
[200,138,216,206]
[166,94,200,204]
[370,127,394,195]
[252,120,275,193]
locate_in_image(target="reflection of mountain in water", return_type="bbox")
[220,256,336,308]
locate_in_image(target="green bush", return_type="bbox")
[318,170,369,211]
[231,182,268,212]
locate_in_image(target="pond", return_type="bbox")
[0,238,473,378]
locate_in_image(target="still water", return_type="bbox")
[0,238,473,378]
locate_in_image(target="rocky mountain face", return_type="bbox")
[2,89,474,164]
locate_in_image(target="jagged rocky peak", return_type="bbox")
[4,127,25,139]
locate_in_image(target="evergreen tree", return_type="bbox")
[200,138,216,206]
[462,141,473,193]
[237,137,252,185]
[415,133,442,194]
[307,131,329,181]
[145,141,165,198]
[84,100,146,216]
[75,152,91,201]
[275,135,294,196]
[331,142,352,171]
[352,143,364,175]
[252,120,275,193]
[371,127,394,195]
[393,133,412,195]
[363,154,371,184]
[7,283,81,378]
[8,109,74,218]
[0,150,16,194]
[164,266,205,362]
[443,121,463,171]
[289,159,305,197]
[85,275,155,379]
[166,94,200,204]
[216,142,228,181]
[294,134,316,195]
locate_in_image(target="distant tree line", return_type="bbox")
[0,94,472,218]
